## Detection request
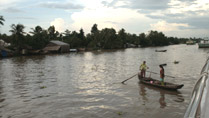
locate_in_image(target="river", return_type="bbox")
[0,44,208,118]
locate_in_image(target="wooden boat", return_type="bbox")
[155,50,167,52]
[174,61,179,64]
[138,75,184,91]
[69,49,77,52]
[186,40,196,45]
[77,48,86,51]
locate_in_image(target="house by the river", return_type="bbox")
[43,40,70,53]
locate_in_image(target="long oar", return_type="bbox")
[163,61,180,65]
[147,70,175,78]
[159,63,167,66]
[121,73,138,84]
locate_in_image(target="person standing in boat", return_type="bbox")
[159,65,165,85]
[140,61,149,78]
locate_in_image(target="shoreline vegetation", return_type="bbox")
[0,15,203,58]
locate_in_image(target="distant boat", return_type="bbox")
[186,40,196,45]
[69,49,77,52]
[198,37,209,48]
[155,50,167,52]
[174,61,179,64]
[77,48,86,51]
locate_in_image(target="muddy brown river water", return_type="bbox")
[0,44,208,118]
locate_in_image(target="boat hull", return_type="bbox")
[198,43,209,48]
[155,50,167,52]
[138,75,184,91]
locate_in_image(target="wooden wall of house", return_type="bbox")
[60,45,70,53]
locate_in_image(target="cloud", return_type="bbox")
[0,0,19,6]
[3,7,23,13]
[71,6,154,34]
[39,2,84,10]
[0,0,25,10]
[105,0,209,31]
[150,21,189,32]
[183,16,209,29]
[166,28,209,38]
[1,0,209,38]
[150,20,209,38]
[50,18,69,33]
[166,0,209,29]
[104,0,170,10]
[13,17,37,20]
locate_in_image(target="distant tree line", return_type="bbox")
[0,15,203,50]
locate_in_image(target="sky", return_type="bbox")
[0,0,209,38]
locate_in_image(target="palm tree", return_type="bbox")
[64,29,71,37]
[29,26,49,49]
[30,26,43,35]
[48,26,57,40]
[0,16,5,26]
[10,24,25,35]
[118,28,127,48]
[9,24,25,47]
[91,24,98,34]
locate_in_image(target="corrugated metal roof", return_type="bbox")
[43,45,61,51]
[50,40,69,46]
[0,46,13,52]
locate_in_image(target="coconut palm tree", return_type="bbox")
[0,16,5,26]
[29,26,49,49]
[48,26,57,40]
[10,24,25,35]
[9,24,25,47]
[30,26,43,35]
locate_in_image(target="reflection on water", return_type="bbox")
[0,44,207,118]
[159,91,166,108]
[139,83,184,109]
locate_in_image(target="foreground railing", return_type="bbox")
[184,57,209,118]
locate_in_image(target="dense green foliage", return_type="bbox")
[9,24,26,48]
[28,26,49,49]
[0,16,203,50]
